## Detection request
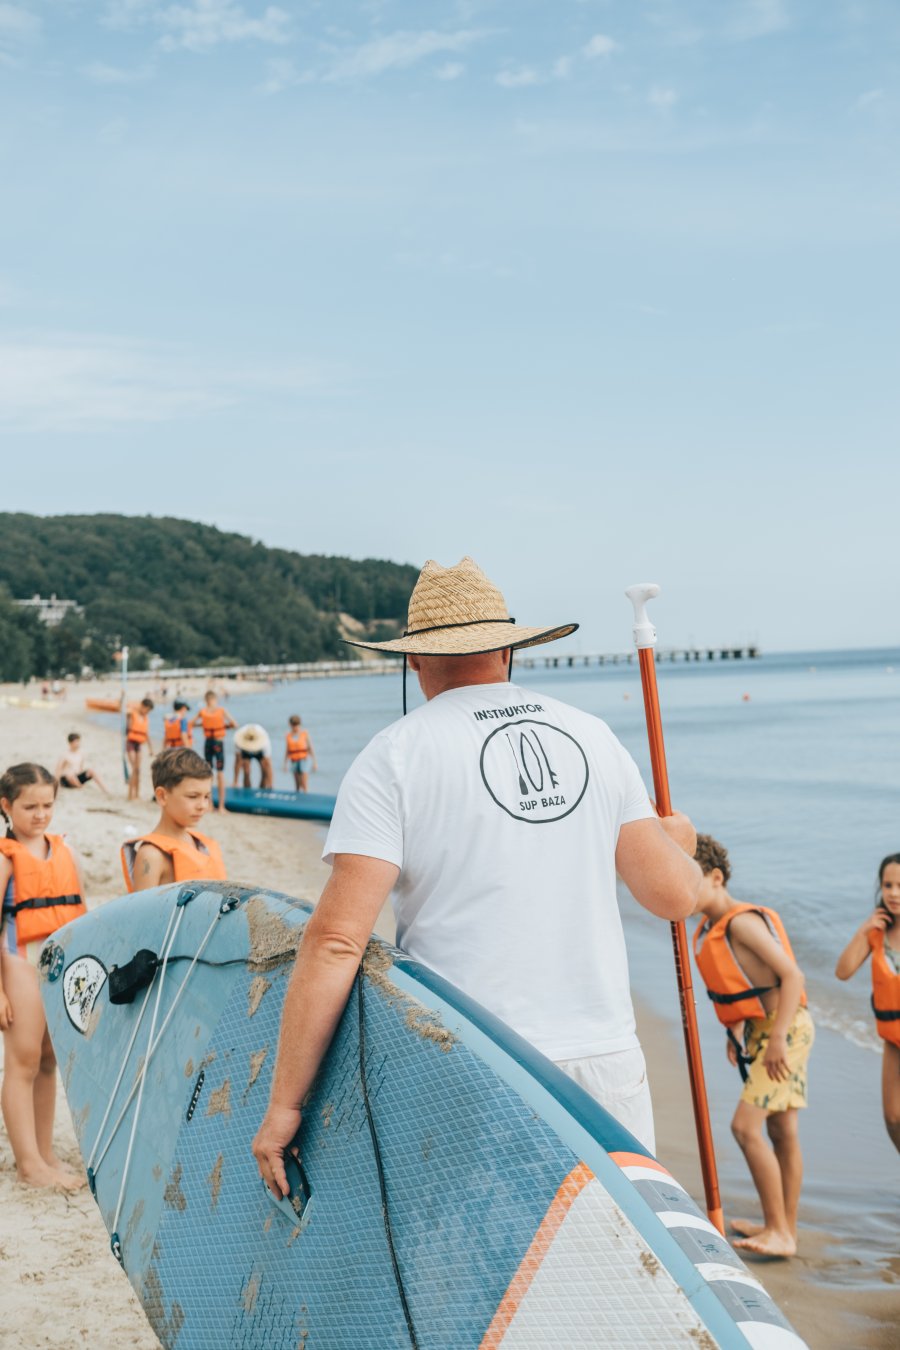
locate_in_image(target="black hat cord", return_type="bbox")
[400,618,516,716]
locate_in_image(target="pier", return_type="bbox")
[126,646,759,682]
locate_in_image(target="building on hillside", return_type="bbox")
[14,594,84,626]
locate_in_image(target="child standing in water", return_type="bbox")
[692,835,814,1258]
[0,764,87,1190]
[125,696,155,801]
[835,853,900,1153]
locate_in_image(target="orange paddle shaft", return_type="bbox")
[624,584,723,1235]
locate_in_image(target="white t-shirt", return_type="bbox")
[324,682,654,1060]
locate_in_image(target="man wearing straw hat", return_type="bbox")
[254,557,700,1193]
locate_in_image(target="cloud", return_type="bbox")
[552,55,572,80]
[856,88,884,109]
[648,85,678,111]
[0,3,40,41]
[583,33,619,59]
[259,56,303,94]
[323,29,483,81]
[82,60,154,83]
[727,0,789,42]
[105,0,290,53]
[0,334,334,432]
[496,65,541,89]
[434,61,464,81]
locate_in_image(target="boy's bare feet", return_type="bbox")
[730,1218,765,1237]
[734,1229,796,1258]
[53,1166,87,1191]
[17,1161,71,1190]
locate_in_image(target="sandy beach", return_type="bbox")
[0,685,895,1349]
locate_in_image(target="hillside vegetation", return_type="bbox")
[0,514,416,680]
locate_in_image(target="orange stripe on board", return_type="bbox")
[609,1150,671,1176]
[479,1163,594,1349]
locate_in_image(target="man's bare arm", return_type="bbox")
[253,852,399,1198]
[615,815,701,921]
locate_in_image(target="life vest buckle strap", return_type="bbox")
[871,996,900,1021]
[707,983,774,1005]
[11,892,83,915]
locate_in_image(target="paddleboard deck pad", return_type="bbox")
[41,883,807,1349]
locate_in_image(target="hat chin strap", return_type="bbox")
[401,635,514,716]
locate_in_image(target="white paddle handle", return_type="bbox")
[625,582,660,650]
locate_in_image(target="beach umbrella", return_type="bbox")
[625,583,724,1235]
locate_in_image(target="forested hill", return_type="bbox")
[0,514,418,678]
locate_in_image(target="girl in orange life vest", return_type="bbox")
[0,763,87,1191]
[835,853,900,1154]
[163,700,192,749]
[125,696,155,802]
[692,835,814,1260]
[192,690,237,814]
[121,748,227,893]
[284,715,318,793]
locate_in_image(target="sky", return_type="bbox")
[1,1,898,653]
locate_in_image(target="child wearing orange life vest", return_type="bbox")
[692,835,813,1260]
[192,690,236,814]
[163,700,192,749]
[0,763,87,1191]
[835,853,900,1154]
[121,748,227,894]
[125,696,155,802]
[283,715,317,793]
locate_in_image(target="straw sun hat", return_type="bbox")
[234,724,268,753]
[344,556,578,656]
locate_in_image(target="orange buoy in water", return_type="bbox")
[742,693,751,702]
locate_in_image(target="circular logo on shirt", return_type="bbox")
[479,719,589,823]
[62,955,108,1035]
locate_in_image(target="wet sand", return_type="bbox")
[0,686,896,1347]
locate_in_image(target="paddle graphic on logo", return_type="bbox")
[480,718,588,822]
[62,956,108,1034]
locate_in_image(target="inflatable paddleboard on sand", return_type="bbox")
[213,787,337,821]
[42,883,807,1350]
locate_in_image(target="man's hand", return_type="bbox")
[252,1104,303,1200]
[654,808,697,857]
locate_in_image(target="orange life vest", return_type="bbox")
[286,730,310,761]
[164,714,189,748]
[199,707,227,739]
[120,831,226,894]
[128,711,149,744]
[693,903,807,1027]
[0,834,86,946]
[869,928,900,1048]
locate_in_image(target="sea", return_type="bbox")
[151,648,900,1262]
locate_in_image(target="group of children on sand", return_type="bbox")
[0,745,897,1265]
[125,691,317,806]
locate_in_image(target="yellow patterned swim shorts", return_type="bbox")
[740,1005,815,1112]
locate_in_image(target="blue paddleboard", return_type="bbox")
[212,787,336,820]
[41,883,807,1349]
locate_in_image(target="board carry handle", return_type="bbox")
[263,1152,313,1230]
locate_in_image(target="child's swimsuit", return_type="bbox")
[740,1005,815,1112]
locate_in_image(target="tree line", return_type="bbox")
[0,514,417,681]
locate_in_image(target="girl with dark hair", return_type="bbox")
[835,854,900,1153]
[0,763,87,1189]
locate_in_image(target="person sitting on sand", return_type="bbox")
[284,715,317,793]
[125,697,154,802]
[193,691,236,814]
[120,748,227,893]
[234,725,273,790]
[692,834,814,1258]
[55,733,108,795]
[0,763,87,1191]
[835,853,900,1154]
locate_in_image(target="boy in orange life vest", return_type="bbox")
[120,748,226,893]
[284,715,317,793]
[125,697,154,802]
[163,700,192,749]
[692,835,814,1259]
[192,690,236,814]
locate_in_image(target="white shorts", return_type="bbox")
[554,1045,655,1155]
